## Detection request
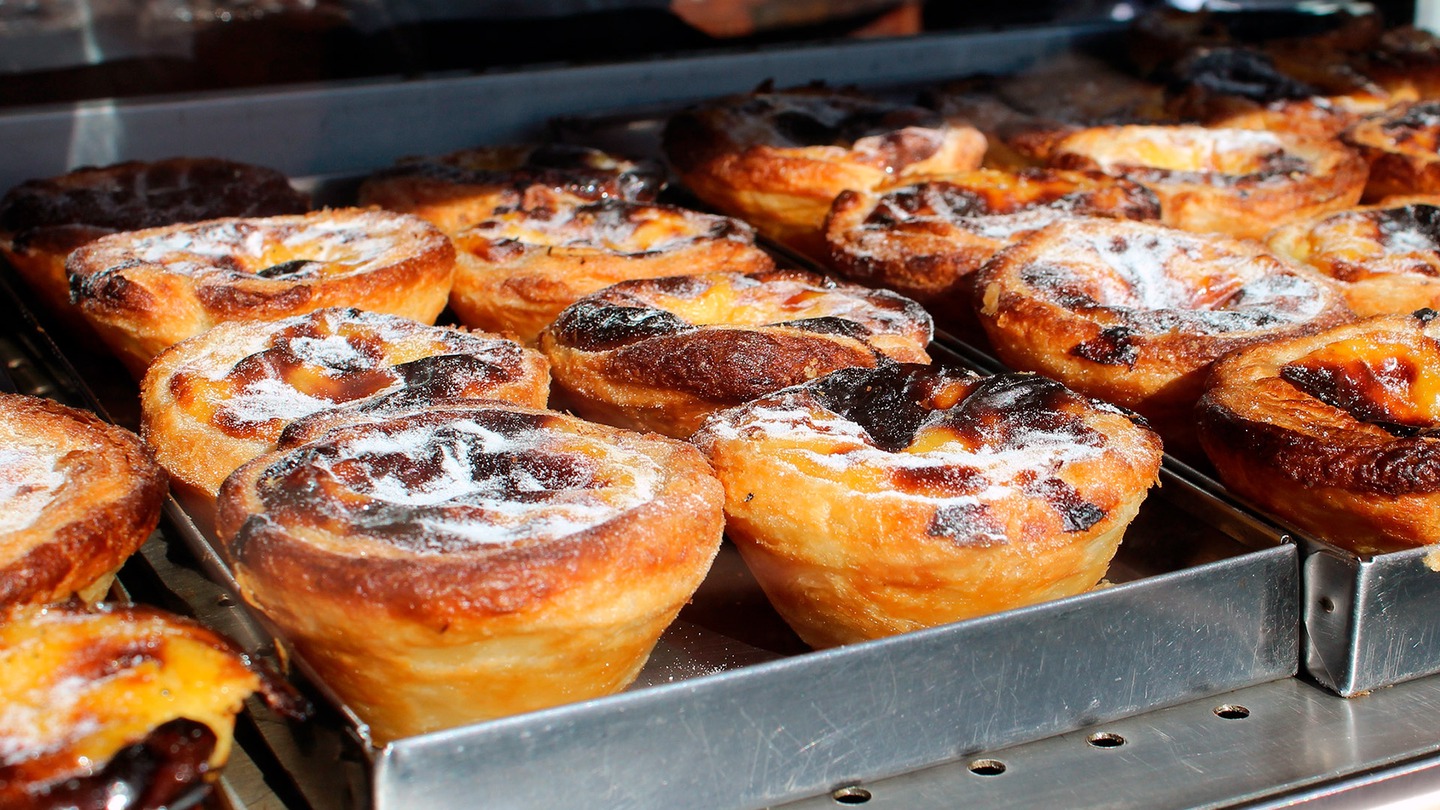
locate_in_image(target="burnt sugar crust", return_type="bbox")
[141,307,550,536]
[0,157,309,328]
[358,143,666,235]
[973,218,1352,459]
[215,399,724,743]
[1048,125,1367,239]
[449,193,774,344]
[663,84,987,257]
[690,362,1163,648]
[539,267,932,438]
[1198,309,1440,554]
[67,208,456,376]
[0,393,166,609]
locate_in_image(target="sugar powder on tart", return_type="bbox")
[1266,196,1440,317]
[0,602,306,810]
[823,168,1160,331]
[538,268,932,438]
[1343,101,1440,202]
[215,399,725,743]
[141,307,550,536]
[663,83,987,257]
[690,362,1164,649]
[973,219,1353,459]
[1198,309,1440,554]
[1047,124,1367,239]
[358,143,667,235]
[0,157,309,328]
[448,192,775,344]
[67,208,456,376]
[0,393,166,610]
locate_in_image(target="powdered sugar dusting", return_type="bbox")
[274,416,663,553]
[0,447,66,535]
[1027,223,1332,333]
[0,673,102,762]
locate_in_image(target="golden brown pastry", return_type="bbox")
[1266,196,1440,316]
[1343,102,1440,202]
[1047,125,1367,239]
[141,306,550,536]
[0,393,166,610]
[823,168,1160,331]
[0,602,303,810]
[539,268,932,438]
[0,158,308,328]
[663,84,987,257]
[1198,309,1440,554]
[973,219,1353,458]
[449,193,774,344]
[358,143,666,235]
[215,399,724,743]
[690,362,1164,648]
[67,208,456,376]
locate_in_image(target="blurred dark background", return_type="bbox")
[0,0,1419,108]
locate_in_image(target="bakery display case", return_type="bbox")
[6,2,1440,808]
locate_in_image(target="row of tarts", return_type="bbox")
[7,9,1440,805]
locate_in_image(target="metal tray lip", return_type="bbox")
[377,537,1296,755]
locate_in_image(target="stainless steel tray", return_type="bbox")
[1176,461,1440,698]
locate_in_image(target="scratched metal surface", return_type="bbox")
[774,675,1440,810]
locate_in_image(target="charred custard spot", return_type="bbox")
[1018,262,1098,310]
[927,501,1005,546]
[777,316,871,339]
[1385,101,1440,133]
[550,300,691,351]
[1071,326,1141,367]
[1281,355,1435,435]
[892,463,985,494]
[867,184,990,225]
[1174,46,1319,102]
[10,718,218,810]
[256,259,322,279]
[393,354,514,399]
[810,363,941,453]
[1374,205,1440,261]
[937,373,1103,449]
[1025,476,1106,532]
[1416,308,1440,325]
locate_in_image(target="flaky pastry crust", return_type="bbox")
[67,208,456,376]
[1048,125,1367,239]
[823,168,1159,330]
[1344,102,1440,202]
[663,85,987,257]
[0,602,299,810]
[1198,309,1440,553]
[1266,196,1440,316]
[0,393,166,609]
[539,268,932,437]
[141,307,549,536]
[973,219,1352,458]
[449,195,774,344]
[0,158,308,327]
[690,363,1163,648]
[216,400,724,743]
[358,143,666,235]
